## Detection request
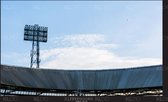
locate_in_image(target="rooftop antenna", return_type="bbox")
[24,24,48,68]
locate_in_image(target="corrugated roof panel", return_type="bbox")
[1,65,162,90]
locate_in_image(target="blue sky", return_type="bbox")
[1,1,162,69]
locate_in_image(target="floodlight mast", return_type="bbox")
[24,24,48,68]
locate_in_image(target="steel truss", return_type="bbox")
[30,38,40,68]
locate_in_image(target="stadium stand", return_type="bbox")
[0,65,162,96]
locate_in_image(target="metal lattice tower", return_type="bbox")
[30,38,40,68]
[24,24,48,68]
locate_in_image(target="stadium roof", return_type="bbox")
[1,65,162,91]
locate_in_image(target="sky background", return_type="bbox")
[1,1,162,70]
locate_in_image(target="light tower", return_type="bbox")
[24,24,48,68]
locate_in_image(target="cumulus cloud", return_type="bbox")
[40,34,162,70]
[63,34,104,46]
[41,47,161,70]
[1,34,161,69]
[50,34,118,49]
[51,34,103,47]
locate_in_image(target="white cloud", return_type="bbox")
[50,34,119,49]
[51,34,105,47]
[95,43,118,49]
[63,34,104,45]
[2,34,161,70]
[41,47,161,70]
[40,34,162,70]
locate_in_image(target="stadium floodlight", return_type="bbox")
[24,24,48,68]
